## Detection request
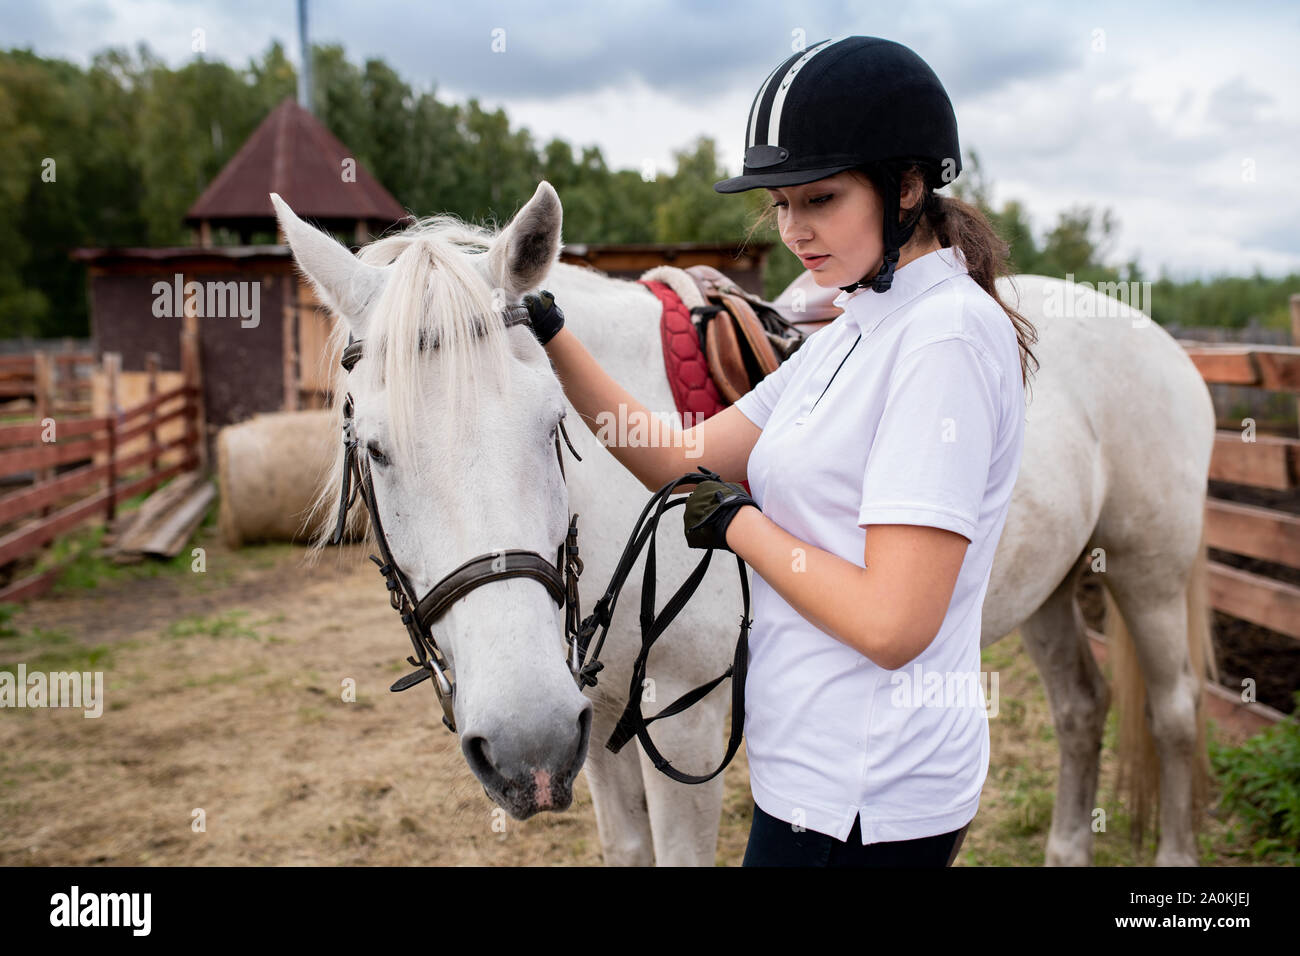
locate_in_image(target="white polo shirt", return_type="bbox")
[733,245,1026,845]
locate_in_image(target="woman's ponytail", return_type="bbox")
[882,163,1040,393]
[744,161,1040,393]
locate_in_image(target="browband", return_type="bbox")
[340,304,533,371]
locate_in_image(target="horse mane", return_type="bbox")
[303,213,516,557]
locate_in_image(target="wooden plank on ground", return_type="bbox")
[112,473,202,554]
[139,480,214,557]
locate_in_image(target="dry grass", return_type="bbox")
[0,525,1267,866]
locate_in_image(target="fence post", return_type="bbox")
[281,273,299,412]
[181,300,207,474]
[1291,294,1300,438]
[104,352,121,523]
[146,352,160,476]
[59,337,74,411]
[34,352,54,517]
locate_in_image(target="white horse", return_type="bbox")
[273,182,1215,866]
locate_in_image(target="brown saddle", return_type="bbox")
[684,265,830,404]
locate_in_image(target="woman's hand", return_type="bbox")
[522,289,565,345]
[683,468,759,552]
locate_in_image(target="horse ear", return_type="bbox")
[488,181,562,299]
[270,192,387,337]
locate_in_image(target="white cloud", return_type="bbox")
[3,0,1298,279]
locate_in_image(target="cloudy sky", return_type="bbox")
[5,0,1298,279]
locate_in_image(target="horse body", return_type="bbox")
[278,181,1215,866]
[984,274,1215,866]
[548,265,1216,867]
[528,260,747,864]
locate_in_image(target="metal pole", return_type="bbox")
[297,0,312,113]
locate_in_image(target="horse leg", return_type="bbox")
[636,690,730,867]
[1018,555,1110,866]
[582,703,655,866]
[1100,550,1206,867]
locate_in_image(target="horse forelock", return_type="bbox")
[307,214,516,554]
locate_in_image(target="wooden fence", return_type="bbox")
[1186,333,1300,636]
[0,337,204,603]
[0,350,97,419]
[1106,294,1300,732]
[1168,321,1297,433]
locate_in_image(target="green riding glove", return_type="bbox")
[683,467,759,552]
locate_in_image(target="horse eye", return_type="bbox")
[367,441,389,466]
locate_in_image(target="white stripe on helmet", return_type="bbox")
[765,36,850,149]
[746,60,786,149]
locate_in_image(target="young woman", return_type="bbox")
[527,36,1037,867]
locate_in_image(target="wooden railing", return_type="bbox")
[0,350,202,603]
[0,350,97,417]
[1157,302,1300,730]
[1182,340,1300,645]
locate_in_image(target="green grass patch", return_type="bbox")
[165,610,261,641]
[180,664,270,688]
[0,624,113,674]
[244,541,298,569]
[42,524,196,595]
[27,476,219,595]
[1209,691,1300,865]
[0,603,20,639]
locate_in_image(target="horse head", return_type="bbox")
[272,183,592,818]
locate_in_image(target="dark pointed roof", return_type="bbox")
[184,97,407,229]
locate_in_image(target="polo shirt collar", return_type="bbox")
[832,246,970,335]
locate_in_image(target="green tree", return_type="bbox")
[653,136,754,243]
[1,42,1293,340]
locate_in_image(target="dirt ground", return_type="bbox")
[0,523,1277,866]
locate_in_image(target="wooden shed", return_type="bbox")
[73,96,771,444]
[72,98,412,449]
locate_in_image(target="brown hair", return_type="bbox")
[747,163,1039,391]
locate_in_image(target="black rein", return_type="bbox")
[329,304,751,784]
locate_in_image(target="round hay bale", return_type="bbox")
[216,409,366,548]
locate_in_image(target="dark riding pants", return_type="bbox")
[742,800,970,867]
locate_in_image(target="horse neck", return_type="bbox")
[541,263,661,360]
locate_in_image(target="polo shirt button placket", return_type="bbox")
[795,336,838,426]
[794,388,815,426]
[795,328,861,426]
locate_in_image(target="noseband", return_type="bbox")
[329,305,598,733]
[330,304,752,787]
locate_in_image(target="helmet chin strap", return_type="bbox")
[839,166,924,295]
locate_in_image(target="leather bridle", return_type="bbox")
[328,305,597,733]
[329,304,752,785]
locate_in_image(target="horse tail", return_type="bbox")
[1109,519,1216,852]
